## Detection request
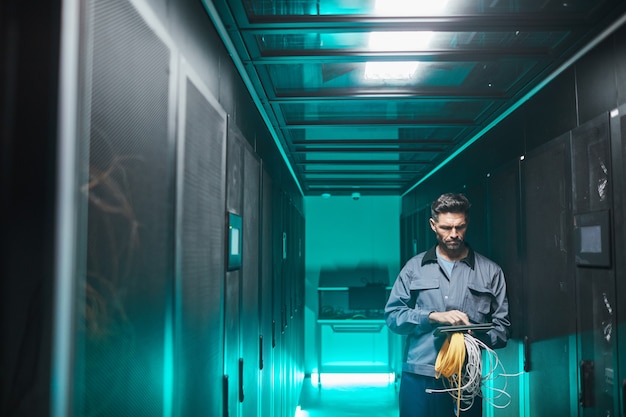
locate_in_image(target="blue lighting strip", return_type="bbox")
[201,0,304,196]
[403,10,626,197]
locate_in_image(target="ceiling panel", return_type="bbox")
[203,0,626,195]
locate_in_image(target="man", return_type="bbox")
[385,193,510,417]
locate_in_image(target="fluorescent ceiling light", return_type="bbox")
[364,31,433,80]
[364,62,419,80]
[369,31,433,51]
[374,0,448,16]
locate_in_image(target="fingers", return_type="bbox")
[436,310,469,325]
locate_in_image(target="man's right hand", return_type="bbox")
[428,310,470,326]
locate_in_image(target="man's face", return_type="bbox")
[429,212,468,253]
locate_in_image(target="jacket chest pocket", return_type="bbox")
[409,279,442,311]
[464,283,493,323]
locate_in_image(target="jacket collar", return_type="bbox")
[422,243,475,269]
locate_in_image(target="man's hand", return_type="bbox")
[428,310,469,326]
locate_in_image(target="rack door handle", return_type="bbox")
[239,358,244,403]
[622,379,626,417]
[222,375,229,417]
[580,360,595,408]
[259,335,264,370]
[523,336,531,372]
[272,320,276,348]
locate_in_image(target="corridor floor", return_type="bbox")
[297,375,399,417]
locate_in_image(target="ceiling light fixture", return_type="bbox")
[373,0,448,16]
[364,31,433,80]
[365,0,444,81]
[363,61,419,80]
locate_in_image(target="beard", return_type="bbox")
[444,239,462,250]
[438,237,465,257]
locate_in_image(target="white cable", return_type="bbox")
[425,333,521,411]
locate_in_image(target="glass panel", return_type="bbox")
[280,100,491,122]
[287,126,466,141]
[267,60,535,93]
[257,31,570,52]
[245,0,599,17]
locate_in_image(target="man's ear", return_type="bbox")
[429,217,436,232]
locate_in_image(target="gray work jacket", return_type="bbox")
[384,244,510,377]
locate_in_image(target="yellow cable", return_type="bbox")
[435,332,466,416]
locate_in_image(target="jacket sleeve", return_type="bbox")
[384,262,434,336]
[483,268,510,349]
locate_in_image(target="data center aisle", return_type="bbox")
[297,375,399,417]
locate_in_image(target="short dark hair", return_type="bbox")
[430,193,471,221]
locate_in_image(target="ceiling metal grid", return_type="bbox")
[204,0,626,196]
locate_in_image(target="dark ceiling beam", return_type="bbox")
[286,120,476,128]
[240,14,589,32]
[306,180,409,185]
[296,159,431,165]
[305,188,404,195]
[292,147,446,153]
[251,49,551,63]
[303,170,423,175]
[271,90,506,100]
[292,139,454,145]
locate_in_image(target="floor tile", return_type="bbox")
[298,376,399,417]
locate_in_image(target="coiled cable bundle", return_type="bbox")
[428,332,517,416]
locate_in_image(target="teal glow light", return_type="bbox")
[313,372,395,387]
[294,405,309,417]
[403,11,626,197]
[162,297,174,417]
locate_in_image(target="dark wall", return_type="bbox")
[0,1,61,416]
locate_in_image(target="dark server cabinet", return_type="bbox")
[225,125,244,417]
[259,170,275,417]
[77,1,177,416]
[241,134,262,417]
[488,160,523,340]
[572,113,619,417]
[611,103,626,417]
[175,65,228,417]
[522,132,577,416]
[487,160,523,417]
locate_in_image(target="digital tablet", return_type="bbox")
[434,323,494,337]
